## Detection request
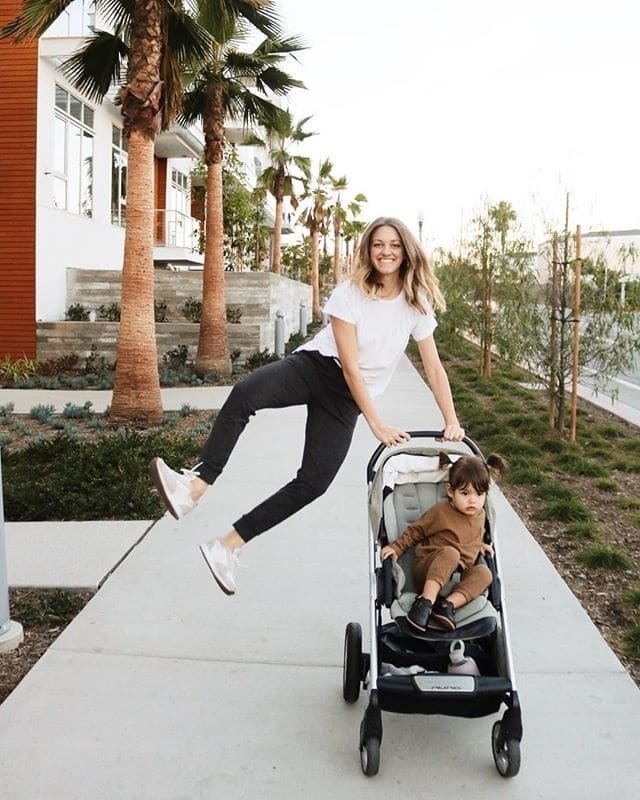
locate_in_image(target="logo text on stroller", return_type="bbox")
[414,675,475,693]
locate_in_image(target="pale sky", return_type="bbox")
[275,0,640,250]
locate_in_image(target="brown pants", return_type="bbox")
[413,545,492,604]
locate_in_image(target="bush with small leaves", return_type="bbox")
[36,354,79,376]
[181,297,202,323]
[62,401,95,419]
[84,345,112,379]
[576,545,633,571]
[226,306,242,323]
[162,344,189,370]
[97,302,121,322]
[30,404,57,423]
[154,300,169,322]
[0,402,15,420]
[65,303,90,321]
[245,349,279,370]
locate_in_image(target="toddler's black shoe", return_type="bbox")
[407,596,433,631]
[432,599,456,630]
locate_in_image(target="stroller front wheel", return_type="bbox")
[360,736,380,777]
[491,720,521,777]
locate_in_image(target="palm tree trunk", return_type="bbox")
[271,194,284,274]
[333,219,341,284]
[310,225,321,319]
[111,130,163,423]
[196,158,231,376]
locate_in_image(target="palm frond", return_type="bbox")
[255,66,304,96]
[0,0,75,41]
[61,29,128,102]
[197,0,282,42]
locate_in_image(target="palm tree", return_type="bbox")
[181,10,305,375]
[248,111,314,274]
[300,157,333,319]
[342,196,368,273]
[329,183,367,285]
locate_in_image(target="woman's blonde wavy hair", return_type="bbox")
[351,216,446,313]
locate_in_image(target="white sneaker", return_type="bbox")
[149,457,201,520]
[199,539,241,595]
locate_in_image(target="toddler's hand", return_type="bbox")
[380,546,397,561]
[480,542,494,557]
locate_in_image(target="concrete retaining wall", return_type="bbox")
[39,268,313,364]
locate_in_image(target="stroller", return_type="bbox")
[342,431,522,777]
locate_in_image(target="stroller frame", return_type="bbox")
[343,431,523,777]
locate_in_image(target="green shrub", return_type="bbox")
[508,461,543,486]
[12,588,93,626]
[84,345,112,379]
[97,302,121,321]
[2,429,202,520]
[552,452,608,477]
[30,404,56,423]
[154,299,168,322]
[576,545,633,571]
[0,356,39,383]
[0,402,15,420]
[36,354,79,375]
[564,521,598,539]
[65,303,90,321]
[245,349,279,370]
[181,296,202,323]
[62,401,95,419]
[534,482,577,503]
[595,477,619,493]
[624,622,640,658]
[162,345,189,369]
[622,588,640,609]
[615,496,640,511]
[226,306,243,323]
[536,499,593,523]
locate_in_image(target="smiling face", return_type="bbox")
[369,225,406,281]
[447,483,486,516]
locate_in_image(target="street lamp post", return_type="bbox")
[417,210,424,243]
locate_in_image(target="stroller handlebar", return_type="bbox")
[366,430,483,484]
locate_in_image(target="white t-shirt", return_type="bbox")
[297,281,437,396]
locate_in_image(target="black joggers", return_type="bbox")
[197,350,360,542]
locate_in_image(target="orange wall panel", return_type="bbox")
[0,0,38,358]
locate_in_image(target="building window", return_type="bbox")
[53,85,94,217]
[111,125,128,226]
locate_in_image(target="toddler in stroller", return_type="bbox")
[380,451,506,632]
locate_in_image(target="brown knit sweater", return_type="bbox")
[389,500,485,568]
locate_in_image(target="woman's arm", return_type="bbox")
[331,316,410,447]
[416,335,465,441]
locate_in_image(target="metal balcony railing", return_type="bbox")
[154,209,202,254]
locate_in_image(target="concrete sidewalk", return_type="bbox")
[1,357,639,798]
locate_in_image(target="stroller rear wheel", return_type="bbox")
[491,720,521,777]
[343,622,363,703]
